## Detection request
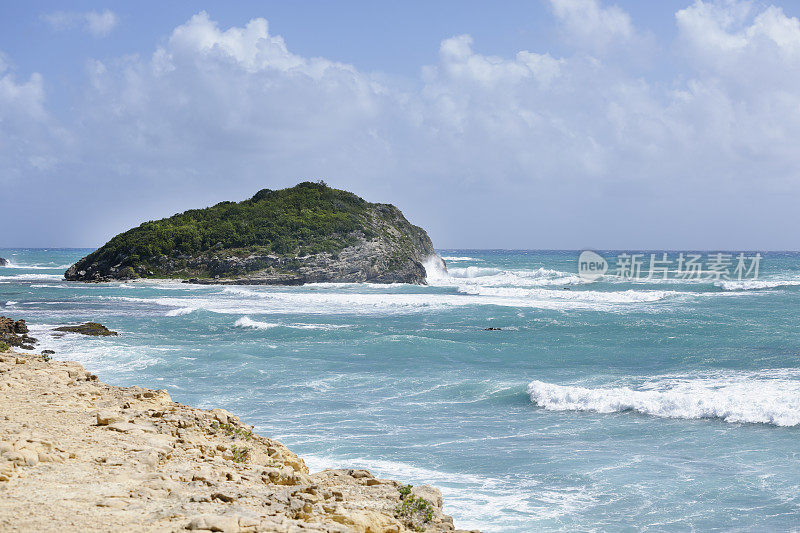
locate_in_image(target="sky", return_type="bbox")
[3,0,800,250]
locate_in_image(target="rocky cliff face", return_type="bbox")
[0,349,471,532]
[65,183,445,285]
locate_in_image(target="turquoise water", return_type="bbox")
[2,248,800,531]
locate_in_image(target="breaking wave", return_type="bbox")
[426,257,584,289]
[528,371,800,427]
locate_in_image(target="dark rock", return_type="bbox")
[0,257,7,266]
[53,322,118,336]
[484,327,502,331]
[0,316,15,334]
[0,316,37,348]
[41,349,55,355]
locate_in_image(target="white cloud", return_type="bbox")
[677,0,800,73]
[7,3,800,248]
[549,0,636,51]
[0,53,65,179]
[43,9,118,37]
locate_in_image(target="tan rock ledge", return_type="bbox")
[0,350,479,533]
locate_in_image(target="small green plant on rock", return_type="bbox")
[231,445,250,463]
[395,484,434,532]
[210,421,253,440]
[0,341,9,353]
[41,353,51,362]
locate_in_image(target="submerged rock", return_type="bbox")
[53,322,118,336]
[65,181,445,285]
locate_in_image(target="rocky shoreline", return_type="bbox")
[0,349,474,532]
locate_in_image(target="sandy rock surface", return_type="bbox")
[0,351,474,533]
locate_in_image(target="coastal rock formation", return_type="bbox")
[0,317,36,350]
[0,350,473,532]
[0,257,7,266]
[65,182,446,285]
[54,322,118,336]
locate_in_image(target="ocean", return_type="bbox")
[2,248,799,531]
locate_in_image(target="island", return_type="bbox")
[65,182,445,285]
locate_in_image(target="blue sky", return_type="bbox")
[3,1,800,249]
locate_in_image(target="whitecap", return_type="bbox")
[716,279,800,291]
[441,256,483,262]
[457,286,676,303]
[233,316,348,330]
[0,274,64,281]
[165,306,197,316]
